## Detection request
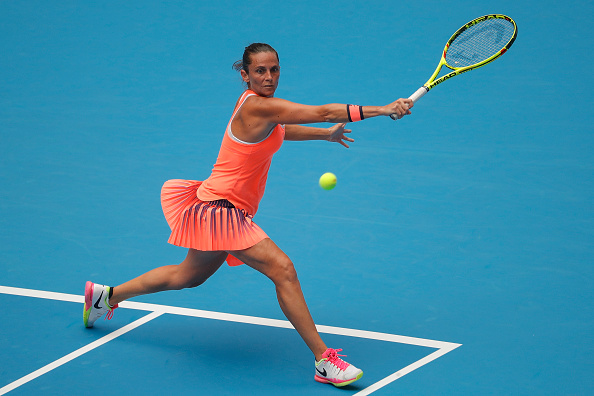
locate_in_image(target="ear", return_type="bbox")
[240,69,249,85]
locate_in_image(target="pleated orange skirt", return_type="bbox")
[161,179,269,266]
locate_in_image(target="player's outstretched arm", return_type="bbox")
[285,123,354,148]
[244,96,413,125]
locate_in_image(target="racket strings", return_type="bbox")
[446,18,515,68]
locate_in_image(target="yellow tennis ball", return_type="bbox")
[319,172,337,190]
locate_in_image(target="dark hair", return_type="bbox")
[232,43,279,73]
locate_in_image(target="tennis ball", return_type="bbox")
[319,172,337,190]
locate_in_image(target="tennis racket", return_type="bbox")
[391,14,517,120]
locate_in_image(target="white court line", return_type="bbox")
[352,345,459,396]
[0,310,163,395]
[0,285,461,394]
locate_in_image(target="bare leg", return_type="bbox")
[229,238,328,361]
[110,249,227,306]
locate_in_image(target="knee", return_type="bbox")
[268,257,299,285]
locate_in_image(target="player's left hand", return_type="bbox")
[327,123,354,148]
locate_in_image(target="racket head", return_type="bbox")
[443,14,517,70]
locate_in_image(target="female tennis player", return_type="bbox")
[84,43,413,387]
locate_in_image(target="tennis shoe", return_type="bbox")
[83,281,117,328]
[314,348,363,387]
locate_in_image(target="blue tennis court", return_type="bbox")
[1,1,592,395]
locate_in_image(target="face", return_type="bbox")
[241,51,280,97]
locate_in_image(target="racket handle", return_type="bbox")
[390,87,429,120]
[409,86,428,102]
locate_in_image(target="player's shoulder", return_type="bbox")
[243,94,291,110]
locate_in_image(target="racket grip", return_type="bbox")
[409,86,428,102]
[390,87,429,120]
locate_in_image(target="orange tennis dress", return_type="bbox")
[160,90,285,265]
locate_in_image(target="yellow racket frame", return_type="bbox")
[391,14,517,119]
[426,14,517,91]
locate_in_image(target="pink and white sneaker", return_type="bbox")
[314,348,363,387]
[83,281,117,328]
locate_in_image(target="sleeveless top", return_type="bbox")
[197,90,285,216]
